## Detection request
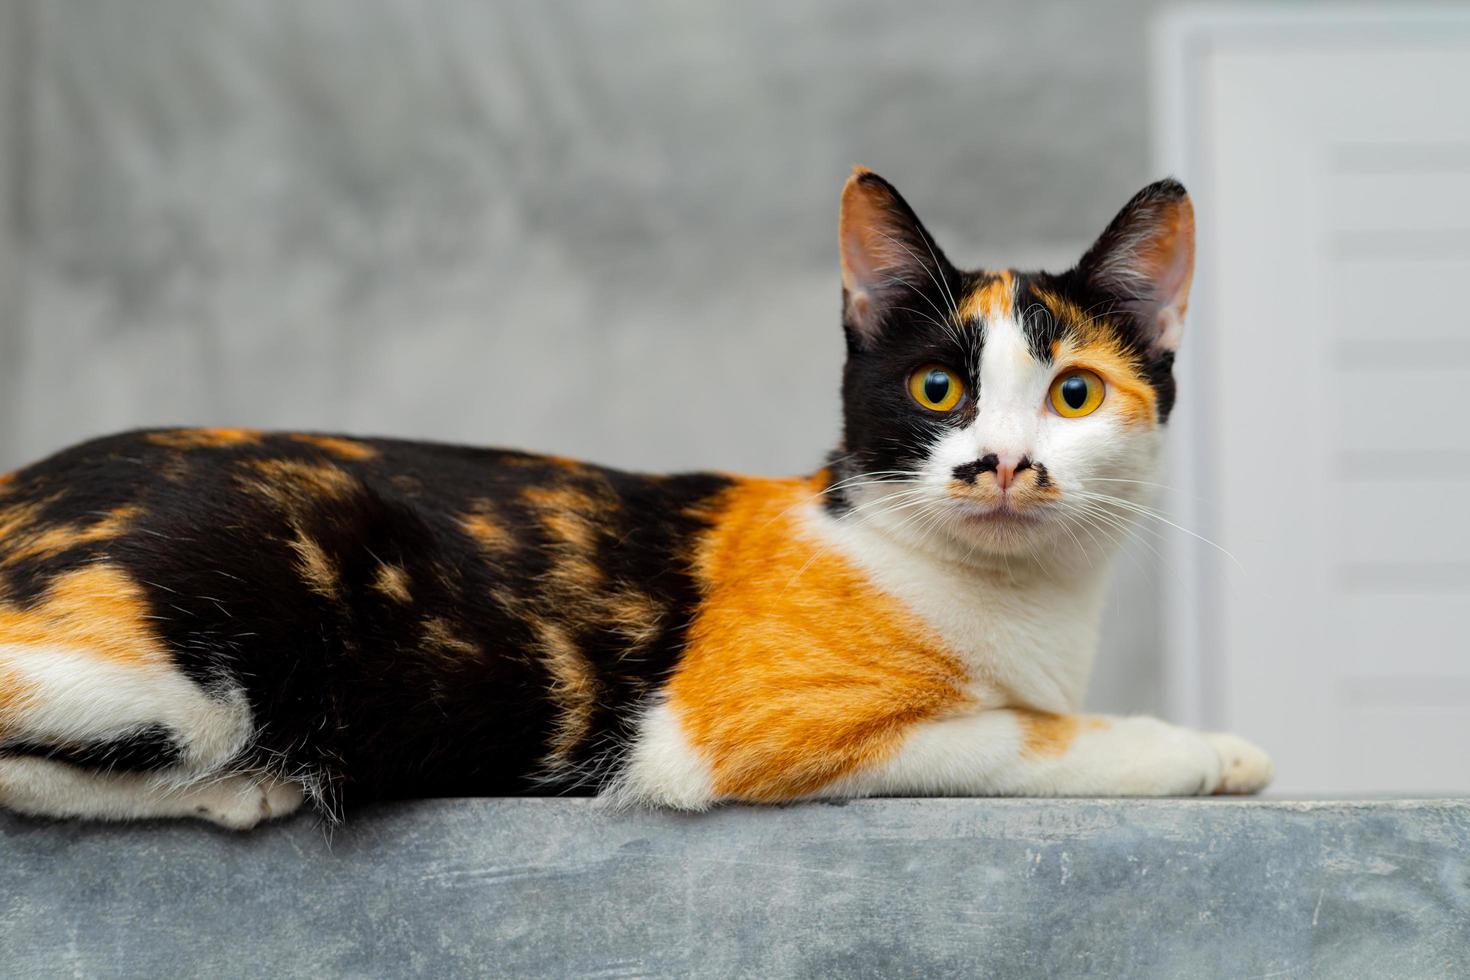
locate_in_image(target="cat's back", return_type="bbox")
[0,426,729,567]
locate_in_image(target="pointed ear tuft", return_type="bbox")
[839,167,954,344]
[1077,179,1195,352]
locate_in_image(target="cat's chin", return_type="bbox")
[935,502,1063,558]
[953,503,1047,528]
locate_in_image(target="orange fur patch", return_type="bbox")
[0,564,164,665]
[159,453,194,484]
[421,616,480,660]
[958,270,1015,323]
[1016,711,1109,757]
[521,485,607,605]
[242,458,356,507]
[373,563,412,603]
[523,485,603,551]
[534,618,598,764]
[1,504,141,566]
[289,434,377,461]
[1033,287,1159,426]
[459,506,514,553]
[547,552,605,598]
[513,483,616,766]
[391,473,423,496]
[235,460,355,599]
[605,589,665,652]
[667,475,970,801]
[503,453,582,470]
[146,428,261,450]
[0,497,50,543]
[1016,710,1080,757]
[284,531,339,600]
[1055,339,1157,426]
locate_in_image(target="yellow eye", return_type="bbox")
[908,364,965,412]
[1048,369,1105,418]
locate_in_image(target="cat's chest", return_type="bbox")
[806,508,1105,713]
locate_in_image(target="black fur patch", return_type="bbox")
[1,725,183,772]
[952,454,999,484]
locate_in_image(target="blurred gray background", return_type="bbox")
[0,0,1189,714]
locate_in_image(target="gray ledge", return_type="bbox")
[3,798,1467,978]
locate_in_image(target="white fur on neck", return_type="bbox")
[803,501,1111,715]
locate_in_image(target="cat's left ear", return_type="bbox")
[1076,179,1195,352]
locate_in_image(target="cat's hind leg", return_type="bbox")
[0,643,302,828]
[0,757,305,828]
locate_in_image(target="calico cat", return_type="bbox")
[0,168,1271,828]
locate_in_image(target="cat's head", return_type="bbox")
[827,167,1194,563]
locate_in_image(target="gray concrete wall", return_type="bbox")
[0,0,27,461]
[0,0,1182,712]
[4,798,1468,978]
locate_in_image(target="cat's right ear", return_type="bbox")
[839,167,956,346]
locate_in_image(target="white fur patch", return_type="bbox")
[609,698,715,810]
[0,757,303,828]
[825,711,1247,799]
[0,644,306,827]
[0,644,252,771]
[1205,732,1275,794]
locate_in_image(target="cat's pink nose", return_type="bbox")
[992,453,1032,492]
[953,452,1033,491]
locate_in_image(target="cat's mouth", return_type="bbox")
[950,499,1050,527]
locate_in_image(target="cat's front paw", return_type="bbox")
[1203,733,1274,795]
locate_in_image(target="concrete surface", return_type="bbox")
[2,798,1466,978]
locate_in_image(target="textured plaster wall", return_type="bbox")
[0,0,1179,712]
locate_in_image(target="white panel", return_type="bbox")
[1205,49,1340,788]
[1334,481,1470,566]
[1335,704,1470,793]
[1160,8,1470,794]
[1336,368,1470,454]
[1336,593,1470,677]
[1325,171,1470,235]
[1327,258,1470,344]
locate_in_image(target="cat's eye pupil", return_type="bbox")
[1061,376,1089,410]
[923,370,951,405]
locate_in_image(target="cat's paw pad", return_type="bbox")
[191,776,305,830]
[1204,733,1273,795]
